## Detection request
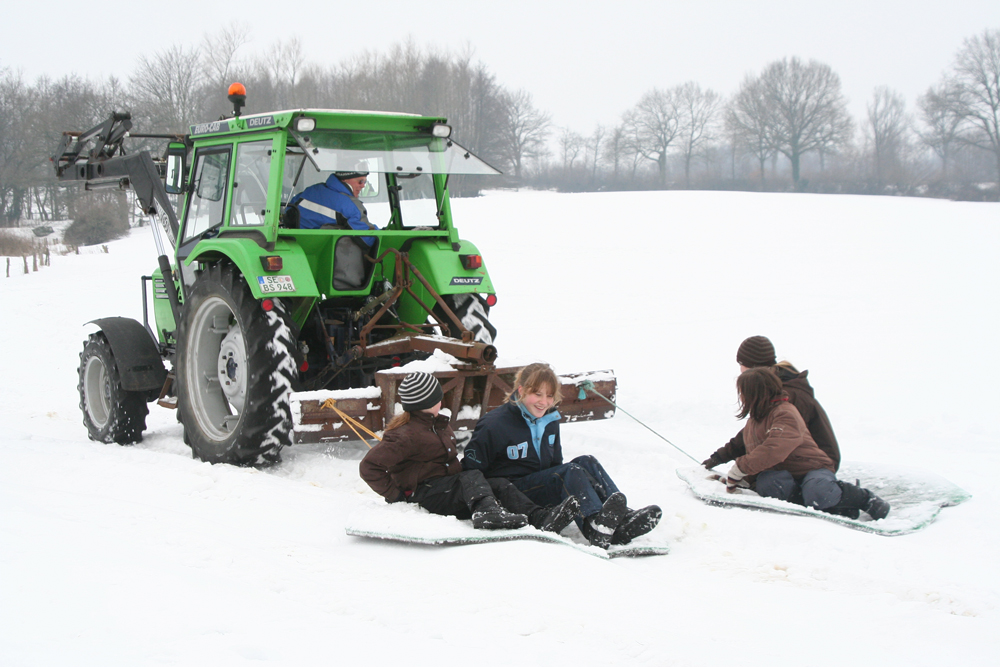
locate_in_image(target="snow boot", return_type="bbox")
[581,492,628,549]
[610,505,662,546]
[471,497,529,530]
[827,480,890,521]
[531,495,581,534]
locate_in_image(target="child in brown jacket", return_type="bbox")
[360,372,579,532]
[723,368,889,520]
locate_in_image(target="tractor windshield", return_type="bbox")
[283,152,456,229]
[283,130,499,229]
[289,129,500,176]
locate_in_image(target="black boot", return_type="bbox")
[610,505,662,545]
[472,497,528,530]
[581,492,628,549]
[828,480,890,521]
[531,495,581,534]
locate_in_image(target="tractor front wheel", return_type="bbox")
[176,263,297,465]
[78,332,148,444]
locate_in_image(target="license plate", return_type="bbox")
[258,275,295,293]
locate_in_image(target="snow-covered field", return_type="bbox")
[2,190,998,666]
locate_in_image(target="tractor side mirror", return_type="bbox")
[164,144,187,195]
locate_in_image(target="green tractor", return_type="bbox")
[55,86,616,466]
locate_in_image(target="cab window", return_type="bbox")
[229,141,272,227]
[183,147,232,241]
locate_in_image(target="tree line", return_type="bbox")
[2,25,998,230]
[535,29,1000,200]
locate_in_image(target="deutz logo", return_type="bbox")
[246,115,275,129]
[450,277,482,285]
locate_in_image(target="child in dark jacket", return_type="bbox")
[359,372,579,532]
[462,363,661,549]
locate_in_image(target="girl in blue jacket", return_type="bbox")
[462,363,661,549]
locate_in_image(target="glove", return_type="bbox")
[725,463,750,491]
[702,456,720,470]
[387,489,413,504]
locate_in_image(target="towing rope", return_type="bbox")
[577,380,701,465]
[319,398,381,449]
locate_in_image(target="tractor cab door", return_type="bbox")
[179,146,232,243]
[176,145,232,285]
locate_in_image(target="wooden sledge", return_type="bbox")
[292,364,616,444]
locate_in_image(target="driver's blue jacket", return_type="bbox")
[290,175,376,245]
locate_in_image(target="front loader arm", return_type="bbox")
[54,112,185,333]
[52,113,182,243]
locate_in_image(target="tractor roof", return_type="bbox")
[189,108,448,139]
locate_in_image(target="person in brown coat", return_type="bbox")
[704,335,842,472]
[359,371,580,532]
[723,368,889,520]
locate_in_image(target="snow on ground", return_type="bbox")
[1,191,998,666]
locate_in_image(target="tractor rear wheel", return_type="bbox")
[436,294,497,345]
[176,263,297,465]
[78,332,148,444]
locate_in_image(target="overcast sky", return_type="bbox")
[2,1,998,132]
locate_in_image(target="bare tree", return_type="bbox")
[499,88,550,180]
[946,28,1000,191]
[588,123,606,181]
[203,22,251,87]
[558,128,585,172]
[727,74,776,190]
[866,86,910,189]
[623,87,682,187]
[917,83,965,179]
[0,69,33,225]
[757,57,853,188]
[16,74,111,223]
[129,45,205,133]
[447,60,509,176]
[602,124,630,184]
[257,37,305,109]
[676,82,721,188]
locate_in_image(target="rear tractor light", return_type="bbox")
[261,298,274,312]
[485,294,497,307]
[260,256,283,271]
[460,254,482,270]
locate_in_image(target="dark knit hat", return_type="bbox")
[736,336,776,367]
[335,170,369,181]
[398,372,444,412]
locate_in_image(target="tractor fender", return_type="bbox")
[87,317,167,393]
[185,237,320,299]
[406,237,495,295]
[394,238,495,328]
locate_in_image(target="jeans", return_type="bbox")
[755,468,842,510]
[512,455,621,524]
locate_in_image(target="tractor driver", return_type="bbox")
[289,169,378,246]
